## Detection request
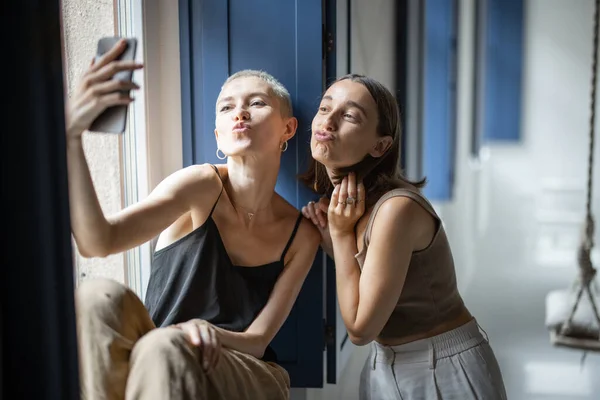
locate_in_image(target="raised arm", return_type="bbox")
[65,40,219,257]
[71,162,220,257]
[326,174,433,346]
[331,197,423,345]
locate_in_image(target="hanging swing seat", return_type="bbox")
[545,288,600,351]
[544,235,600,352]
[549,329,600,352]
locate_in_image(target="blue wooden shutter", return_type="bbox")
[422,0,458,201]
[178,0,326,387]
[482,0,524,142]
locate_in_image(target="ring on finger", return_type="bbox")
[346,197,356,205]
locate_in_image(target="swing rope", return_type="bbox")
[559,0,600,340]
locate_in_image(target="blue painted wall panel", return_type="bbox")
[423,0,457,201]
[483,0,524,142]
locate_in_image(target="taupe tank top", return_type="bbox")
[354,188,465,339]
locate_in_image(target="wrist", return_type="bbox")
[66,118,85,140]
[67,128,84,141]
[330,229,355,240]
[66,135,83,148]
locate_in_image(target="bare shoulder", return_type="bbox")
[153,164,222,251]
[375,195,433,230]
[376,195,421,221]
[295,216,321,245]
[273,194,321,259]
[285,217,320,266]
[165,163,221,187]
[153,163,221,203]
[272,193,309,226]
[372,195,436,246]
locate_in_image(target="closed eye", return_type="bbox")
[219,105,233,112]
[251,100,267,106]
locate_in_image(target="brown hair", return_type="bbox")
[299,74,426,208]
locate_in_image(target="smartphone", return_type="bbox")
[89,37,138,134]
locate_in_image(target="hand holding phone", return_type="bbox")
[65,37,142,137]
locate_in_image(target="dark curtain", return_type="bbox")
[2,1,80,399]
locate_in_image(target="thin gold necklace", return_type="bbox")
[230,201,271,220]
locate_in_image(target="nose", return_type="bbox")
[233,108,250,121]
[322,113,336,131]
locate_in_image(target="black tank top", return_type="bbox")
[144,166,302,361]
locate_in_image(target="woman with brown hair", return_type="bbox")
[301,74,506,399]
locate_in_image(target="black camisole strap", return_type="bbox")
[208,164,224,217]
[280,213,303,261]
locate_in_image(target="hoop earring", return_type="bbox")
[280,141,288,152]
[216,148,227,160]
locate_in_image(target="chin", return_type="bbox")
[231,145,283,159]
[224,148,249,157]
[311,148,335,168]
[222,140,254,155]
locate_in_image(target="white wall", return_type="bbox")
[350,0,397,90]
[337,0,397,91]
[62,0,126,285]
[523,0,600,190]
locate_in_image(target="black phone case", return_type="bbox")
[88,37,138,134]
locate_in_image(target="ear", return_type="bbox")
[369,136,393,158]
[214,128,220,142]
[282,116,298,142]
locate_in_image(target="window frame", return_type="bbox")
[116,0,184,299]
[115,0,152,298]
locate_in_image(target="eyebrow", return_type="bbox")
[217,92,271,105]
[322,95,369,117]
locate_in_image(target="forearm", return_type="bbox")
[321,241,334,259]
[66,136,112,257]
[331,232,362,335]
[213,326,266,359]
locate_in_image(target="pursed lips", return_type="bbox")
[314,130,334,142]
[232,122,250,133]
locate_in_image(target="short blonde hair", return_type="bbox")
[219,69,293,118]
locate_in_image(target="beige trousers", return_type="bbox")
[75,278,290,400]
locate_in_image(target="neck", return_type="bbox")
[325,167,337,185]
[225,155,280,221]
